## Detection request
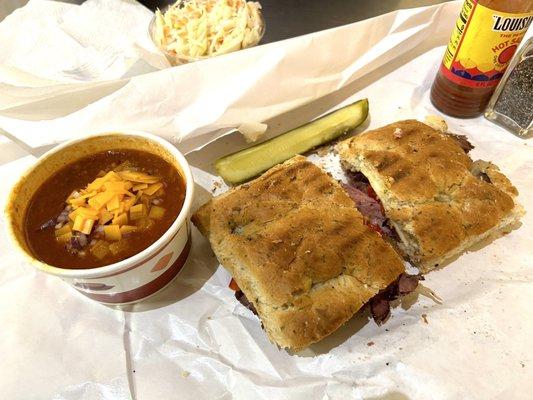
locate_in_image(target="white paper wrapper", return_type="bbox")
[0,0,462,151]
[0,0,162,82]
[1,2,532,399]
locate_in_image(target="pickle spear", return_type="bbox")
[215,98,369,184]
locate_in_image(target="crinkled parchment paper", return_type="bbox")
[1,0,460,150]
[0,1,532,399]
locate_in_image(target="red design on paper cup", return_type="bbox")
[151,252,173,272]
[79,237,191,304]
[74,282,114,291]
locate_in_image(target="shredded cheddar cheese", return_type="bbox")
[55,165,166,244]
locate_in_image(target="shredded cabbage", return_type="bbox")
[154,0,264,61]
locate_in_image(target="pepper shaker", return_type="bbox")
[485,37,533,137]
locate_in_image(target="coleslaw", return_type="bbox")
[153,0,264,62]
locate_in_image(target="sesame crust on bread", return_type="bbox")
[192,156,405,350]
[337,120,523,272]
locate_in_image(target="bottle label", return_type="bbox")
[441,0,533,88]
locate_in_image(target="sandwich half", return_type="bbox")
[192,156,407,351]
[337,119,523,273]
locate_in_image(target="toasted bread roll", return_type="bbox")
[192,156,405,350]
[337,120,523,272]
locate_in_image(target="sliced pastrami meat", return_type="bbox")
[370,273,424,324]
[342,171,396,237]
[235,290,258,316]
[446,133,474,153]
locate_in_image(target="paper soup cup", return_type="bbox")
[5,131,194,305]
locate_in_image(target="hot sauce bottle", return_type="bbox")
[430,0,533,118]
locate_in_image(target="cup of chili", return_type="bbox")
[5,131,194,305]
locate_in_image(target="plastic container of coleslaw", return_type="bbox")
[149,0,265,66]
